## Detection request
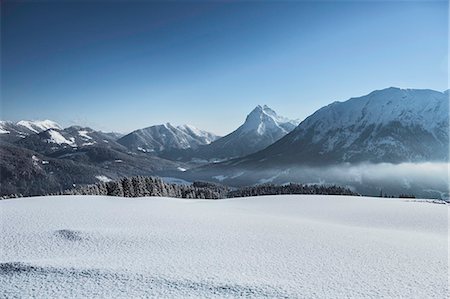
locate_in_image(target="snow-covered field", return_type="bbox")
[0,195,447,298]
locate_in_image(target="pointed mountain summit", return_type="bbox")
[117,123,219,153]
[240,105,298,136]
[162,105,299,162]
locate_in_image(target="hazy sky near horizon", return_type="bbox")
[1,1,448,135]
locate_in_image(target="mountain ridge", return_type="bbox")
[117,122,219,153]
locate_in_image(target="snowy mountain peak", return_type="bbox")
[0,119,63,142]
[167,105,301,161]
[117,123,219,152]
[242,105,298,135]
[16,120,61,133]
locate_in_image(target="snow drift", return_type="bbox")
[0,195,447,298]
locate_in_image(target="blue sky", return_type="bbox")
[1,0,448,135]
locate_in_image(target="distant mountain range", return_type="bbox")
[0,122,185,196]
[1,88,448,198]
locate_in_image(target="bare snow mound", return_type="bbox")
[0,195,447,298]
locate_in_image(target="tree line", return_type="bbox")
[228,183,358,198]
[59,176,230,199]
[46,176,359,199]
[1,176,361,199]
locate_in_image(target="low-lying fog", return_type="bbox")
[187,162,449,200]
[284,162,448,199]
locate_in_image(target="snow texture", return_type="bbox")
[78,130,92,140]
[177,124,217,144]
[0,195,447,298]
[0,121,10,134]
[47,130,76,146]
[95,175,112,183]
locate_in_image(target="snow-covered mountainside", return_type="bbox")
[117,123,219,153]
[162,105,299,162]
[0,120,62,142]
[16,120,61,133]
[0,142,185,197]
[1,123,188,197]
[1,195,446,298]
[238,105,298,136]
[15,126,127,155]
[233,88,449,166]
[0,121,31,141]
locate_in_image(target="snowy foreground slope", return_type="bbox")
[1,195,447,298]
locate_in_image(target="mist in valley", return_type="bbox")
[190,162,449,200]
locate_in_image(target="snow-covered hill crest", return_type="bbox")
[1,195,446,298]
[0,120,63,142]
[117,123,219,153]
[0,119,61,134]
[16,120,62,133]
